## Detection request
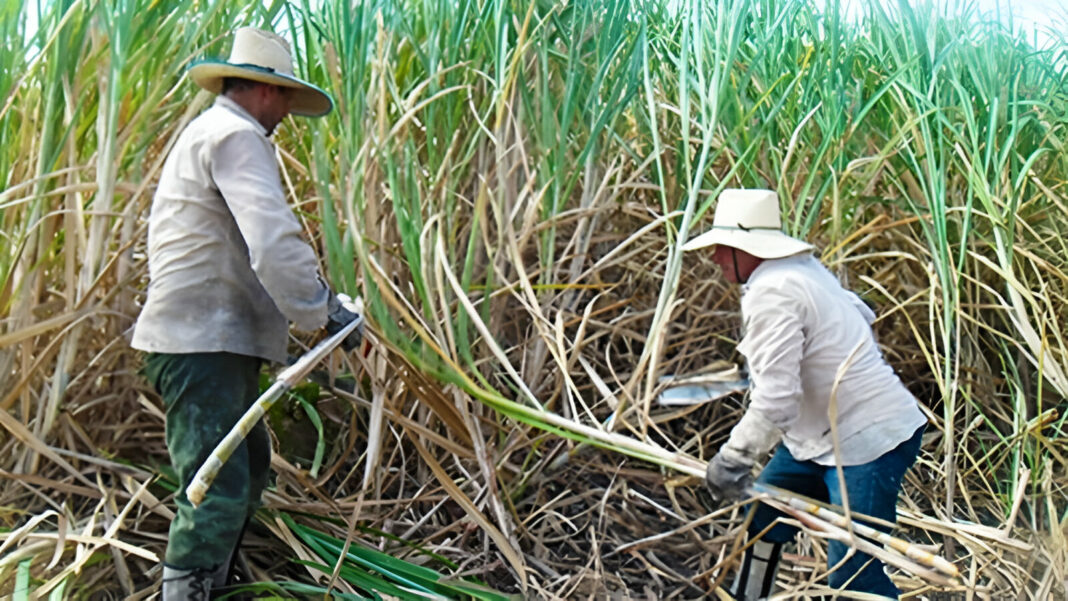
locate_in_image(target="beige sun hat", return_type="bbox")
[681,189,813,259]
[188,27,333,117]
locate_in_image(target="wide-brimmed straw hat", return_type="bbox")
[681,189,813,259]
[188,27,333,117]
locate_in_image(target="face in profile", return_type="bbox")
[710,245,762,284]
[260,84,293,135]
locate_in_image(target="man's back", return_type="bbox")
[739,253,926,464]
[132,96,328,363]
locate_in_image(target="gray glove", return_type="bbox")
[705,452,753,501]
[326,293,364,351]
[705,409,782,502]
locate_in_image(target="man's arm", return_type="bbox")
[707,287,805,500]
[737,287,806,429]
[211,129,330,332]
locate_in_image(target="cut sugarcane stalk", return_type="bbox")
[750,482,961,580]
[185,314,363,507]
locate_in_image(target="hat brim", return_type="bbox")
[682,228,813,259]
[188,60,333,117]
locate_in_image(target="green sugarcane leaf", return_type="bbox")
[14,558,31,601]
[295,397,325,478]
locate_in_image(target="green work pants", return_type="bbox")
[141,352,271,570]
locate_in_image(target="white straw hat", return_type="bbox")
[682,189,813,259]
[188,27,333,117]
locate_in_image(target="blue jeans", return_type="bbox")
[749,427,924,598]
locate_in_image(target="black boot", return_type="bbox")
[731,540,783,600]
[162,565,214,601]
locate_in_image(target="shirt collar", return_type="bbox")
[740,252,811,292]
[214,95,268,136]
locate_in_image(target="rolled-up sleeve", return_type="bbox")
[736,288,805,429]
[210,130,329,332]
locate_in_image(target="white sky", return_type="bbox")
[18,0,1067,58]
[831,0,1068,48]
[964,0,1066,47]
[979,0,1067,24]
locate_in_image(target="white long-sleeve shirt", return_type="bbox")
[131,96,330,363]
[737,254,926,466]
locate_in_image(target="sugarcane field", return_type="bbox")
[2,0,1067,599]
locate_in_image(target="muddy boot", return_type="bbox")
[162,565,214,601]
[209,544,237,589]
[730,540,783,600]
[207,517,251,597]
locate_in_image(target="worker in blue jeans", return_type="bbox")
[745,428,924,596]
[683,189,927,599]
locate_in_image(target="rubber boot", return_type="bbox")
[208,517,251,596]
[210,539,237,589]
[730,540,783,600]
[162,565,214,601]
[209,553,233,592]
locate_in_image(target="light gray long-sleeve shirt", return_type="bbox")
[737,254,926,466]
[131,96,329,364]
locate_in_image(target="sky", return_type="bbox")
[831,0,1067,48]
[976,0,1066,26]
[19,0,1067,55]
[960,0,1066,47]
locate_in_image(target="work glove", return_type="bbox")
[705,451,753,502]
[705,409,782,502]
[326,293,364,351]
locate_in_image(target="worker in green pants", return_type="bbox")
[131,27,361,598]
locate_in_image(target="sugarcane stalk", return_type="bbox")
[750,482,961,580]
[185,315,363,507]
[757,493,959,587]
